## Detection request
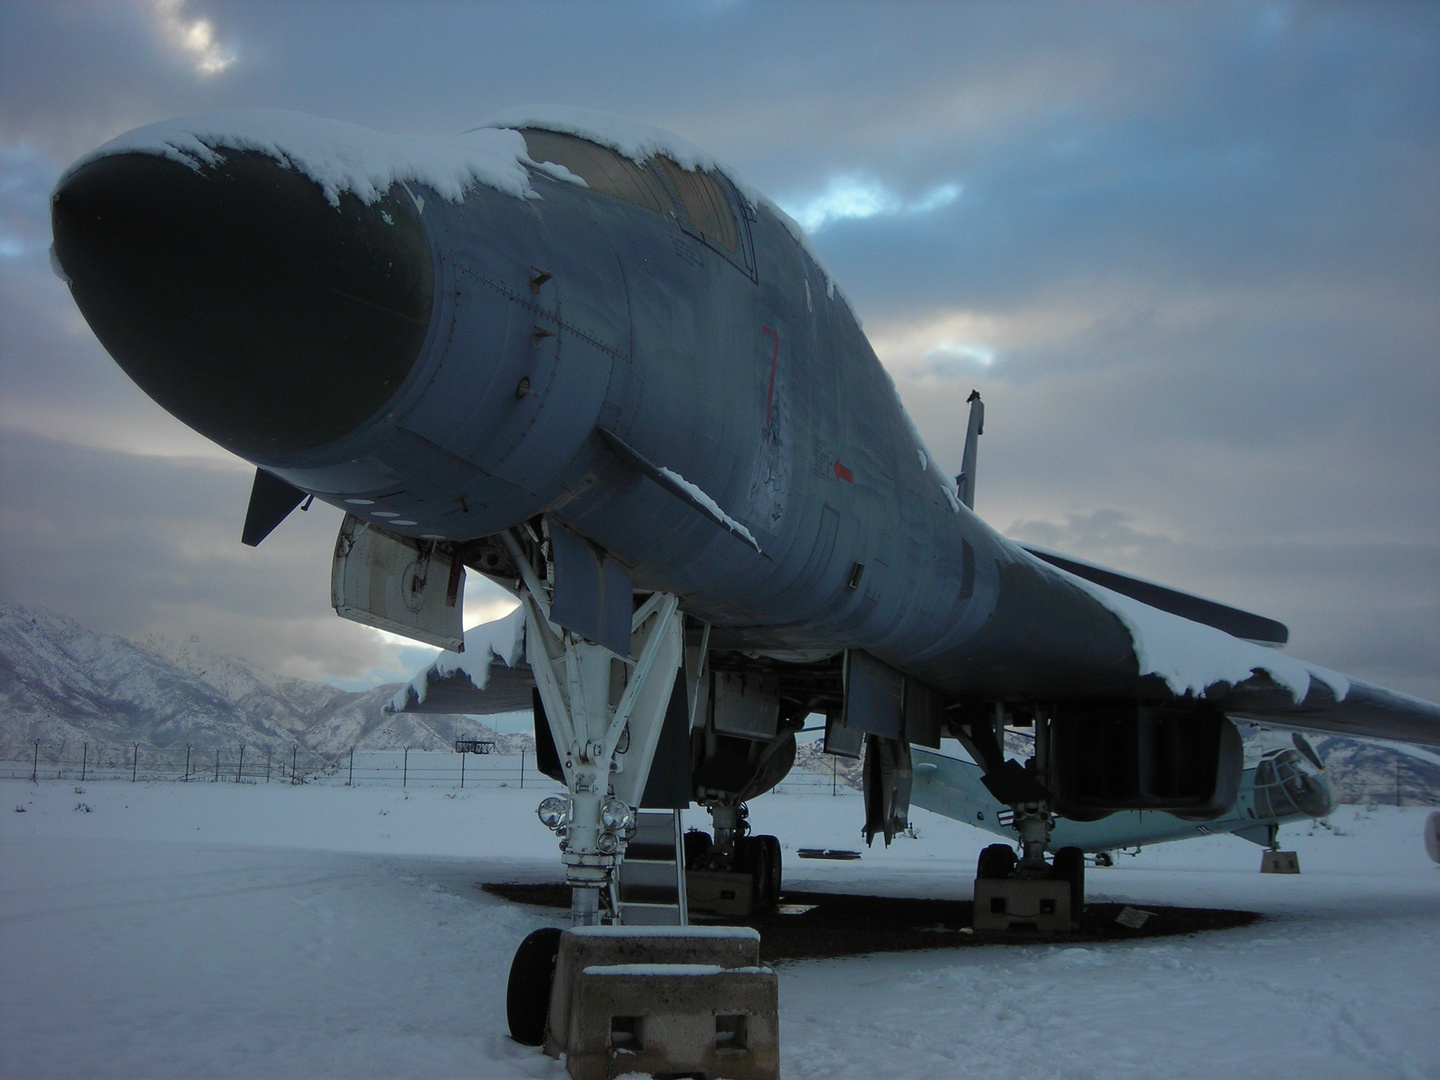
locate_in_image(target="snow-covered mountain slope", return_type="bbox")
[0,601,525,756]
[2,601,1430,799]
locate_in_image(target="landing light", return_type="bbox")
[600,797,633,832]
[597,831,620,855]
[537,795,569,830]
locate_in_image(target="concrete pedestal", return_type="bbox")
[973,877,1072,933]
[544,926,778,1080]
[686,869,754,917]
[1261,850,1301,873]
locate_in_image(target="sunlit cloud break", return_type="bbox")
[780,176,961,233]
[154,0,236,76]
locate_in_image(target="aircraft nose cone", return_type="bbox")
[51,149,434,457]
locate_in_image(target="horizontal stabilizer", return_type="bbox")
[1022,545,1288,645]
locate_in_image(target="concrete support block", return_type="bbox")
[544,926,762,1059]
[564,964,779,1080]
[686,869,754,917]
[973,877,1072,932]
[1261,850,1301,873]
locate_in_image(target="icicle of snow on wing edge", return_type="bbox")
[1016,547,1349,703]
[656,466,760,550]
[62,109,539,208]
[390,606,524,712]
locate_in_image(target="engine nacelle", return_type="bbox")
[1048,703,1242,822]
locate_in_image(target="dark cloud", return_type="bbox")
[0,1,1434,700]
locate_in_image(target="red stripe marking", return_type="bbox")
[761,326,780,427]
[833,460,853,482]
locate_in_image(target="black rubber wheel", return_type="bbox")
[977,843,1017,880]
[1051,846,1085,927]
[746,837,774,910]
[762,835,782,905]
[683,829,713,870]
[506,927,562,1046]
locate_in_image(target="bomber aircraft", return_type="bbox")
[49,107,1440,1037]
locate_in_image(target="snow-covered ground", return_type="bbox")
[2,779,1435,1079]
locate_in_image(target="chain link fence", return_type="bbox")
[1,741,850,794]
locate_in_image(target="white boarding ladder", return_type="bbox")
[616,809,688,925]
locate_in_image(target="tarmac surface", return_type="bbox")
[480,882,1261,960]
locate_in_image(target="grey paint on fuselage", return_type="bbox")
[231,146,1140,702]
[49,113,1440,747]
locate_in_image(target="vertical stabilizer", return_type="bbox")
[957,390,984,510]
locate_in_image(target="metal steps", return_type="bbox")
[616,809,688,925]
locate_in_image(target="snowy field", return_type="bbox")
[2,778,1436,1079]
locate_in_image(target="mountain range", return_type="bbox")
[1,599,1434,803]
[0,600,528,762]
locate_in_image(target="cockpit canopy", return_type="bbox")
[516,128,740,253]
[1253,747,1334,819]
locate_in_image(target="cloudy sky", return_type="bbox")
[1,1,1436,700]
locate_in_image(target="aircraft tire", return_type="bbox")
[683,829,713,870]
[762,835,782,904]
[506,926,562,1046]
[977,843,1017,880]
[1051,846,1085,926]
[747,837,774,910]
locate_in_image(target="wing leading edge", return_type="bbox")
[1017,548,1440,747]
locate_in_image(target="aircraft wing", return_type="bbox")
[1213,673,1440,746]
[1018,547,1440,747]
[384,608,535,716]
[1020,544,1289,645]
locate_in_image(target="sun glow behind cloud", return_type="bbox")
[778,176,961,233]
[868,309,1008,381]
[154,0,235,76]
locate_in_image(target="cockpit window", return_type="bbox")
[656,156,739,252]
[1255,758,1277,786]
[519,129,675,218]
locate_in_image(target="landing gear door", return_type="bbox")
[330,513,464,651]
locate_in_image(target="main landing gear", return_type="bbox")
[683,803,782,914]
[973,798,1084,933]
[959,708,1084,933]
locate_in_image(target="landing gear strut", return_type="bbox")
[964,709,1084,932]
[498,522,685,1041]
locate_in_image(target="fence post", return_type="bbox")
[214,748,220,782]
[131,743,138,782]
[81,743,87,783]
[266,749,271,783]
[237,746,244,783]
[348,747,354,787]
[32,740,39,782]
[460,750,465,789]
[184,744,191,782]
[403,748,409,789]
[521,749,526,789]
[291,746,298,785]
[832,755,837,796]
